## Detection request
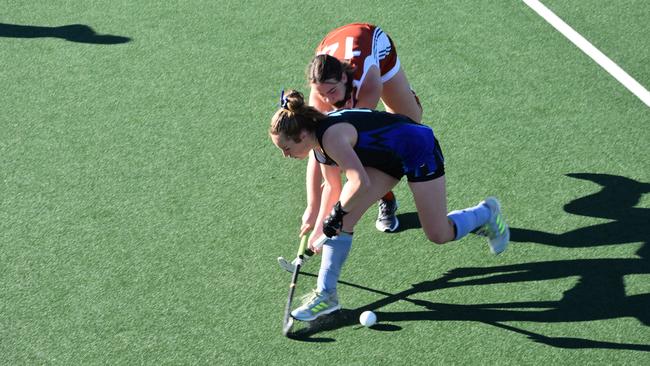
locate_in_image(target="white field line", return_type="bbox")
[524,0,650,108]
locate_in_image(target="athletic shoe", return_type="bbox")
[291,290,340,321]
[476,197,510,254]
[375,197,399,232]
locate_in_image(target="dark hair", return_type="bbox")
[307,54,355,108]
[307,54,355,84]
[270,90,326,142]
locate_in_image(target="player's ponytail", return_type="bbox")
[270,89,326,142]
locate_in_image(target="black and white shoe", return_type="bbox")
[375,197,399,232]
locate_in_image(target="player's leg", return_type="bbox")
[375,67,422,233]
[292,168,399,321]
[475,197,510,254]
[376,190,399,233]
[381,68,423,123]
[409,175,509,253]
[374,70,405,233]
[336,167,400,233]
[408,176,455,244]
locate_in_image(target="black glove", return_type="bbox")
[323,201,347,237]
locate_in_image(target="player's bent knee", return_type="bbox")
[424,230,449,245]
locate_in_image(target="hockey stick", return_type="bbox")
[282,234,309,336]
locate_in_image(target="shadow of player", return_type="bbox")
[0,22,131,44]
[511,173,650,258]
[293,256,650,351]
[290,174,650,351]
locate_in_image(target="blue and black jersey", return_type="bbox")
[314,109,445,182]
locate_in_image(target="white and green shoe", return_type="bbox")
[477,197,510,255]
[291,290,340,321]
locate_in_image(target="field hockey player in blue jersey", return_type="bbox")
[270,90,509,321]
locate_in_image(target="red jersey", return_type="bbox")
[316,23,401,104]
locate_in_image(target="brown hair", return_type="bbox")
[270,90,327,142]
[307,54,355,84]
[307,54,355,108]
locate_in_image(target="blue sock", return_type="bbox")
[317,232,353,294]
[447,202,491,240]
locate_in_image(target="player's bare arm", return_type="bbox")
[308,163,341,250]
[321,123,369,215]
[354,65,383,110]
[300,153,323,236]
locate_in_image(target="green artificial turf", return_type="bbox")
[1,0,649,364]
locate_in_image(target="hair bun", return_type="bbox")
[285,89,305,112]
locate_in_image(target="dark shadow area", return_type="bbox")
[0,22,131,44]
[368,323,401,331]
[289,174,650,351]
[295,257,650,350]
[511,173,650,258]
[393,212,421,232]
[288,309,357,340]
[486,321,650,351]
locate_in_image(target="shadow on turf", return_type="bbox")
[510,173,650,258]
[0,22,131,44]
[290,174,650,351]
[393,212,421,232]
[293,261,650,350]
